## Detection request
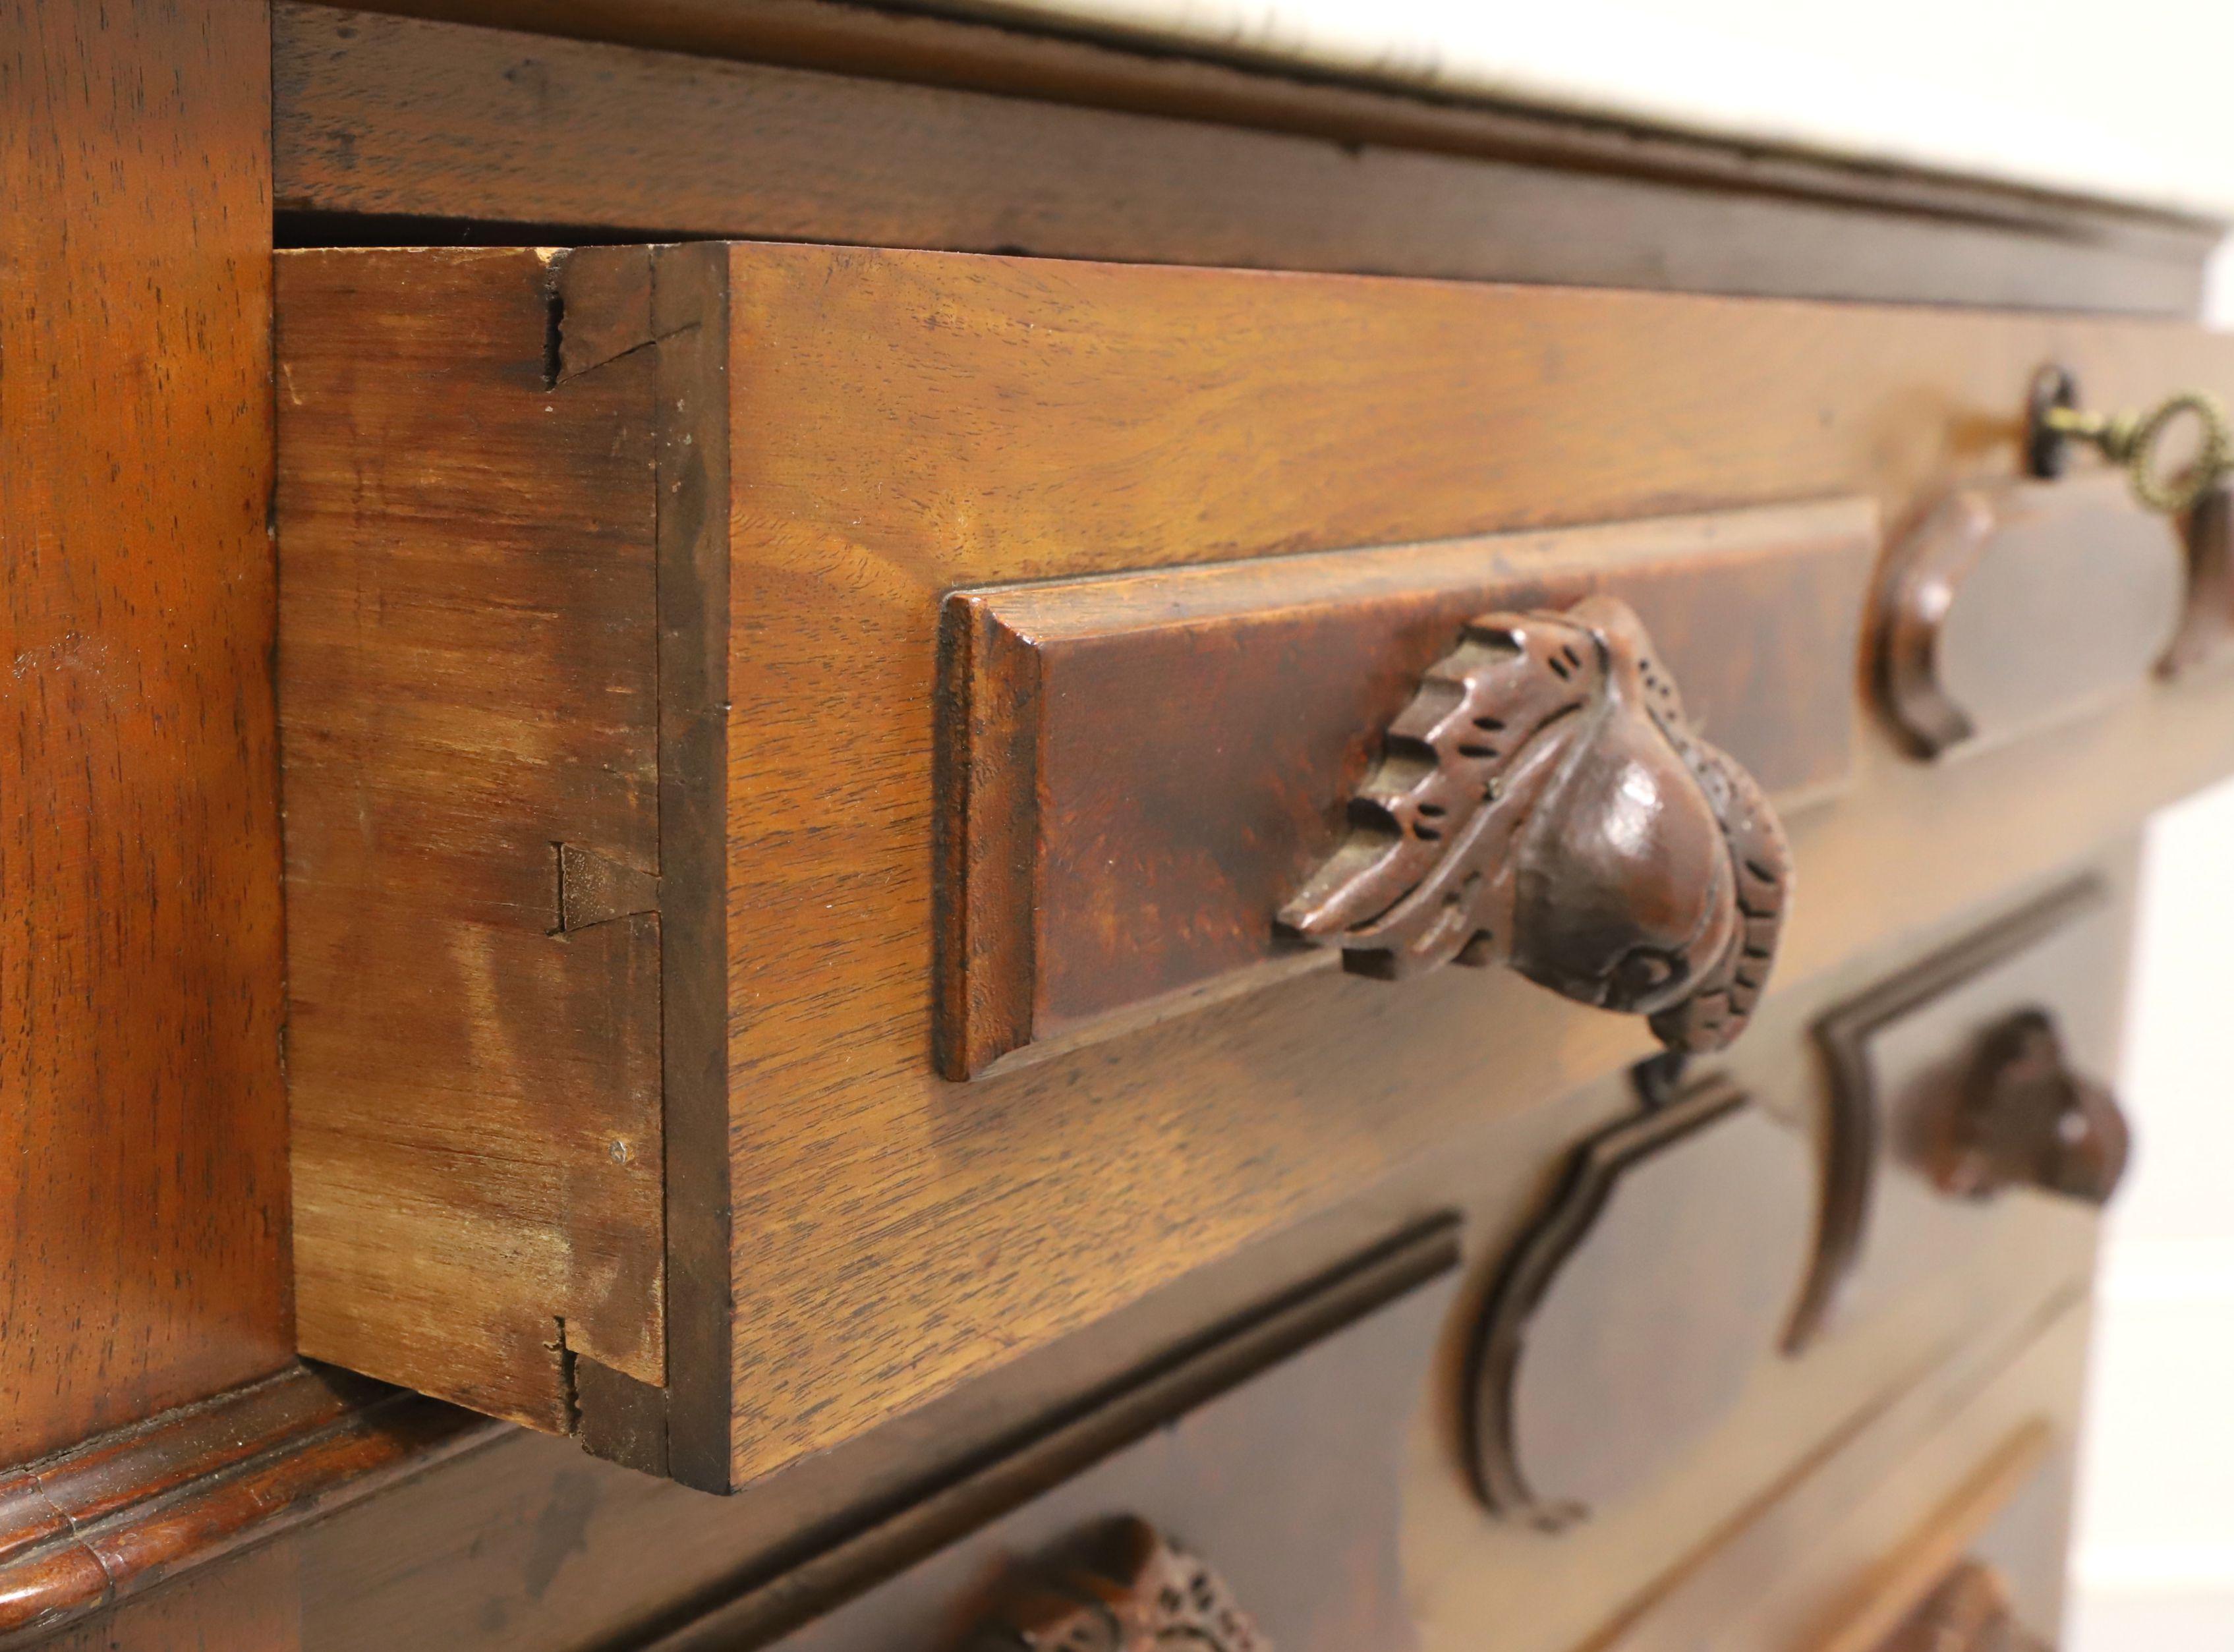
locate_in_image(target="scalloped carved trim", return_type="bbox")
[965,1518,1269,1651]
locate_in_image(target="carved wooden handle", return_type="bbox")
[1924,1008,2131,1205]
[963,1518,1268,1651]
[1279,595,1790,1052]
[1880,1560,2051,1652]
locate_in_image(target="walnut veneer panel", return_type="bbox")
[0,0,291,1464]
[277,241,2234,1491]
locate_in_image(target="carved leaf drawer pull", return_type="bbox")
[965,1518,1269,1651]
[1924,1008,2131,1205]
[1279,595,1790,1052]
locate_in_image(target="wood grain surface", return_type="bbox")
[1381,863,2132,1652]
[1820,886,2131,1350]
[638,242,741,1493]
[938,501,1873,1076]
[1588,1314,2078,1652]
[756,1271,1453,1652]
[277,249,666,1438]
[714,242,2234,1490]
[267,0,2218,252]
[0,0,291,1466]
[32,1543,307,1652]
[1813,1444,2055,1652]
[12,3,2192,1641]
[0,1305,2087,1652]
[268,4,2209,315]
[1400,1013,2107,1652]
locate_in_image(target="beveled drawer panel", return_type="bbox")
[939,499,1874,1079]
[275,242,2234,1493]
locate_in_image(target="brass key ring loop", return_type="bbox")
[2028,366,2233,516]
[2110,392,2231,515]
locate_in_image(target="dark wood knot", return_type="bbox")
[1278,594,1790,1052]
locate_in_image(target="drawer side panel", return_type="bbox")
[277,247,665,1435]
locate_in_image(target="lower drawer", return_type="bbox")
[668,876,2129,1649]
[1577,1290,2090,1652]
[25,861,2126,1651]
[749,1236,1460,1652]
[717,1143,2093,1652]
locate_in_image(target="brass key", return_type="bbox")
[2028,364,2233,515]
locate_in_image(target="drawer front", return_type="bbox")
[746,1235,1460,1652]
[668,901,2111,1651]
[1390,878,2126,1652]
[742,1278,2089,1652]
[1794,880,2134,1355]
[939,498,1872,1079]
[275,241,2234,1493]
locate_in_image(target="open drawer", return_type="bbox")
[275,242,2234,1492]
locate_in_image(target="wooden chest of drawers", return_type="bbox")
[13,3,2234,1647]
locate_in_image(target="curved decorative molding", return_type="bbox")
[1280,595,1789,1053]
[1878,476,2183,758]
[964,1517,1268,1651]
[0,1366,497,1642]
[1465,1074,1814,1528]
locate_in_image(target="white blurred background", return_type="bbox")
[2063,225,2234,1652]
[992,0,2234,217]
[2072,768,2234,1647]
